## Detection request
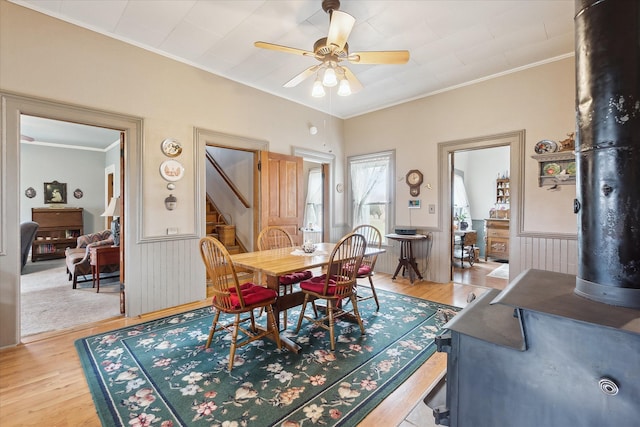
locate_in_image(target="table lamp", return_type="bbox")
[101,196,121,246]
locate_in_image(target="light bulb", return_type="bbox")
[312,79,325,97]
[322,67,337,87]
[337,78,351,96]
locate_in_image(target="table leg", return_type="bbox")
[265,275,303,353]
[407,241,423,282]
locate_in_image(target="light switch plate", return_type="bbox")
[428,204,436,214]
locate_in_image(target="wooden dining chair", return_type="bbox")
[294,233,367,351]
[199,236,281,370]
[352,224,382,311]
[256,226,313,327]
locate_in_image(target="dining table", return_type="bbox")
[231,242,384,353]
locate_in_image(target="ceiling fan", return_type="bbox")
[254,0,409,97]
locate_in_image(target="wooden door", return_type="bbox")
[260,151,304,245]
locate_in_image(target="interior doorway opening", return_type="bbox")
[19,115,123,338]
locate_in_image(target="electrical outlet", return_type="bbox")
[428,204,436,214]
[167,227,178,235]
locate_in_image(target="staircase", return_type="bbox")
[205,197,242,254]
[205,197,253,297]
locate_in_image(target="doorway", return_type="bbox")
[19,115,123,338]
[451,146,510,289]
[437,130,524,286]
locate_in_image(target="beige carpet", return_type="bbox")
[20,258,121,337]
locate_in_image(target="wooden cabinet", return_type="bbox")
[31,208,83,261]
[485,219,509,261]
[495,178,510,204]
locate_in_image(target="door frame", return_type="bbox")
[1,91,140,346]
[293,147,335,243]
[437,130,525,281]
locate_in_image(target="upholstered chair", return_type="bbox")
[20,221,39,270]
[65,230,115,288]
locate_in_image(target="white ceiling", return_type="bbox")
[12,0,575,121]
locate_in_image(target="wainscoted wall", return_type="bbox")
[125,238,206,316]
[511,234,578,276]
[374,231,577,284]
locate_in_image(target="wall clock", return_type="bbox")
[406,169,423,196]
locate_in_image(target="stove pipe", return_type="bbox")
[574,0,640,308]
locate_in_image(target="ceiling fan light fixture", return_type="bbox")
[312,78,326,97]
[337,78,351,96]
[322,67,338,87]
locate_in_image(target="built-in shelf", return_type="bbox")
[531,151,576,187]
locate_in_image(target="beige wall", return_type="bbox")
[0,1,344,347]
[344,57,578,281]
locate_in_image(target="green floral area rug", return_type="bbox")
[75,289,460,427]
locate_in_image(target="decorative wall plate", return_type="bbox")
[535,140,558,154]
[160,159,185,182]
[543,162,561,176]
[73,188,83,199]
[161,138,182,157]
[25,187,36,198]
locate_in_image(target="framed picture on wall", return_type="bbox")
[408,199,421,209]
[44,181,67,204]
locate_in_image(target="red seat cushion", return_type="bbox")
[279,270,313,285]
[229,282,254,294]
[215,283,277,309]
[357,265,371,277]
[300,274,338,295]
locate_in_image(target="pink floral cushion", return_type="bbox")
[279,270,313,285]
[77,230,113,248]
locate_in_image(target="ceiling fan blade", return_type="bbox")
[283,64,321,88]
[342,67,363,93]
[348,50,410,65]
[327,10,355,51]
[254,41,315,58]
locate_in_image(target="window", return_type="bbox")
[304,167,323,230]
[453,170,471,222]
[348,150,395,238]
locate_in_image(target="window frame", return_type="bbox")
[347,150,395,241]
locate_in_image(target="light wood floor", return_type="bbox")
[0,263,507,426]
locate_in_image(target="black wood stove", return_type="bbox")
[432,1,640,425]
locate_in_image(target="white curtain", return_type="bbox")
[304,168,323,229]
[453,172,471,221]
[350,156,389,226]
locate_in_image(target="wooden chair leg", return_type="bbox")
[206,310,221,348]
[327,300,336,351]
[368,275,380,311]
[228,314,241,371]
[350,295,366,334]
[295,294,310,333]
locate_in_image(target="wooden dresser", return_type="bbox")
[31,208,84,261]
[484,219,509,261]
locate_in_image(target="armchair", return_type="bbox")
[65,230,116,288]
[20,221,39,270]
